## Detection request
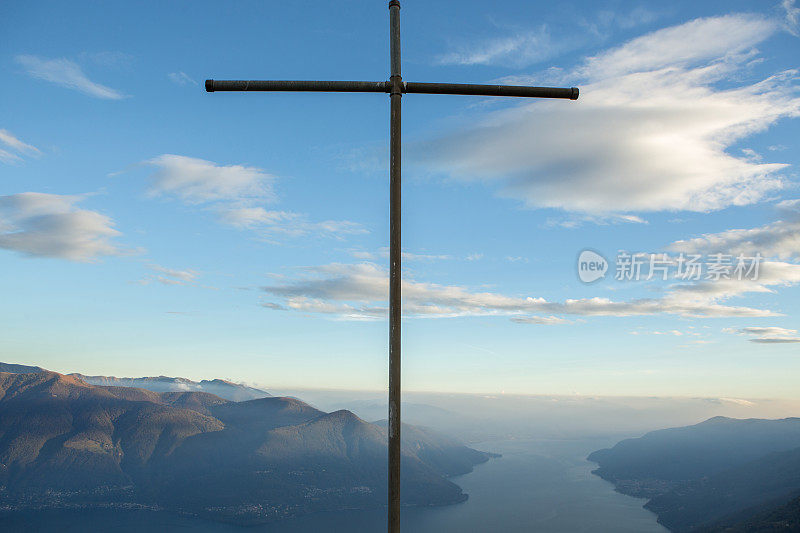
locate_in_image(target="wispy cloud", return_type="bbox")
[630,329,685,336]
[0,193,125,261]
[578,7,660,39]
[347,247,452,262]
[783,0,800,35]
[725,326,800,343]
[420,14,800,216]
[138,264,199,286]
[144,155,365,239]
[436,6,658,68]
[546,213,647,229]
[0,129,41,165]
[221,206,366,239]
[15,55,125,99]
[168,71,197,86]
[511,315,571,325]
[261,261,779,322]
[437,26,558,67]
[670,199,800,260]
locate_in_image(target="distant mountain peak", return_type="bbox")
[703,415,734,423]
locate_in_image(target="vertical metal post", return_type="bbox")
[387,1,402,532]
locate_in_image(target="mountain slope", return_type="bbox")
[0,370,492,524]
[588,417,800,532]
[0,371,223,494]
[588,416,800,498]
[645,447,800,532]
[697,494,800,533]
[375,420,494,477]
[155,405,477,522]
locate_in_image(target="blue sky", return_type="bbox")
[1,0,799,397]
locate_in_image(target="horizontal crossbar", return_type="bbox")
[206,80,388,93]
[205,79,578,100]
[405,82,578,99]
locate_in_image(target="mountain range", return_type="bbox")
[0,364,493,525]
[0,362,270,402]
[589,416,800,531]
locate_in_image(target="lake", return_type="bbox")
[1,438,667,532]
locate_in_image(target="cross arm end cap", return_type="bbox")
[205,79,214,92]
[571,87,579,100]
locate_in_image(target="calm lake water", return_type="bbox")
[1,438,667,532]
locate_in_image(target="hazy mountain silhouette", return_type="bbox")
[589,416,800,531]
[0,369,492,524]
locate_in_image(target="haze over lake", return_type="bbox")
[3,438,666,532]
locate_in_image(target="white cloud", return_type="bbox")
[82,51,134,69]
[221,206,365,239]
[437,26,558,67]
[0,129,40,156]
[784,0,800,35]
[143,155,365,239]
[0,129,41,165]
[0,193,123,261]
[420,14,800,215]
[15,55,125,99]
[664,205,800,315]
[670,199,800,260]
[725,325,800,343]
[630,329,684,336]
[0,149,21,165]
[738,326,796,336]
[511,315,571,325]
[346,247,451,261]
[579,7,659,39]
[168,72,197,86]
[437,6,658,67]
[663,260,800,307]
[146,154,275,204]
[261,261,778,321]
[139,264,199,286]
[577,14,776,80]
[546,213,647,229]
[718,397,756,406]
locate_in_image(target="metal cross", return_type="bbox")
[205,2,578,531]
